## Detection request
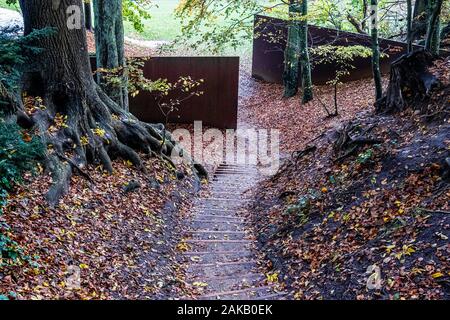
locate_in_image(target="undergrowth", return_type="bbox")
[0,119,44,292]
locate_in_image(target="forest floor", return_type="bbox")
[0,157,201,299]
[1,32,448,299]
[239,59,450,300]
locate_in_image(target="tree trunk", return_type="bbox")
[362,0,368,32]
[370,0,383,101]
[93,0,129,111]
[412,0,430,43]
[375,50,438,114]
[283,0,301,98]
[406,0,413,53]
[299,0,313,104]
[425,0,444,54]
[18,0,190,205]
[84,1,93,31]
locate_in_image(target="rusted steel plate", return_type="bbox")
[91,56,239,129]
[252,14,418,85]
[131,56,239,129]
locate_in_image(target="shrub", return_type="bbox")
[0,26,55,112]
[0,120,44,198]
[0,119,44,268]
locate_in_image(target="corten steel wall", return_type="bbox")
[91,56,239,129]
[252,14,411,85]
[130,57,239,129]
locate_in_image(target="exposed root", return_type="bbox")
[20,84,205,206]
[375,50,441,115]
[333,122,383,163]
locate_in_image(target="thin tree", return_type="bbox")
[370,0,383,100]
[17,0,188,204]
[299,0,313,103]
[283,0,301,98]
[93,0,129,110]
[425,0,444,54]
[406,0,413,53]
[282,0,313,103]
[84,1,93,31]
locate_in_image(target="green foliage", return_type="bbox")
[95,57,170,97]
[0,0,18,10]
[96,57,203,100]
[0,225,25,265]
[173,0,417,53]
[0,27,55,110]
[0,120,44,206]
[357,148,374,164]
[310,45,375,85]
[175,0,264,53]
[311,0,351,30]
[283,189,323,225]
[0,120,43,269]
[122,0,152,33]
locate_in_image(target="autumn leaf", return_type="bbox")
[266,272,279,283]
[431,272,444,279]
[192,282,208,287]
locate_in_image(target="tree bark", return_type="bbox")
[283,0,301,98]
[370,0,383,101]
[375,50,438,114]
[347,13,367,34]
[425,0,444,54]
[406,0,413,53]
[93,0,129,111]
[412,0,430,42]
[18,0,193,205]
[84,1,93,31]
[299,0,313,104]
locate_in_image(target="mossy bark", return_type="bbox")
[93,0,129,111]
[370,0,383,101]
[425,0,444,54]
[299,0,313,104]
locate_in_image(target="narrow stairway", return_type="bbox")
[181,163,285,300]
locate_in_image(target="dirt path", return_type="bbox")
[180,163,285,300]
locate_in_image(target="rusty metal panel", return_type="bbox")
[130,56,239,129]
[252,14,411,85]
[91,56,239,129]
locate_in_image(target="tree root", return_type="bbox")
[375,50,440,115]
[19,84,206,206]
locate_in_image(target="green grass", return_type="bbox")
[124,0,260,56]
[124,0,181,41]
[0,0,20,11]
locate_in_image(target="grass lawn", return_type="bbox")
[124,0,261,56]
[0,0,259,56]
[124,0,181,42]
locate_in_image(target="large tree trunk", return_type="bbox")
[283,0,301,98]
[299,0,313,104]
[370,0,383,101]
[18,0,189,205]
[93,0,129,110]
